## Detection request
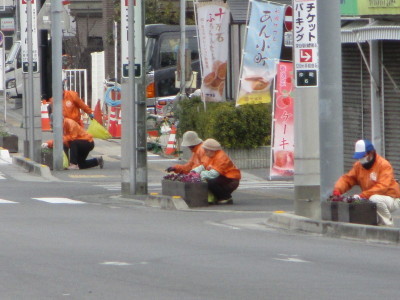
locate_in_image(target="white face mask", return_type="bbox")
[359,155,370,164]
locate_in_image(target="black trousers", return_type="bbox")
[207,176,240,200]
[69,140,99,169]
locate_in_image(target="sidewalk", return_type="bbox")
[1,101,400,245]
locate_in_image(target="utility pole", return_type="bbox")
[51,0,64,170]
[318,0,343,201]
[121,0,147,195]
[179,0,186,98]
[293,0,343,218]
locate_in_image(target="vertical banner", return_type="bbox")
[20,0,39,73]
[195,1,230,102]
[236,0,285,106]
[270,62,294,179]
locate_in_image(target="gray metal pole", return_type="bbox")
[51,0,64,170]
[179,0,186,98]
[318,0,343,202]
[136,1,147,195]
[27,1,34,159]
[370,40,382,154]
[128,0,137,194]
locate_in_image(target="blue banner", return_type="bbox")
[237,0,285,106]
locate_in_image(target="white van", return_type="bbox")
[4,41,23,99]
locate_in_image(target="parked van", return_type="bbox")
[4,41,23,99]
[145,24,201,114]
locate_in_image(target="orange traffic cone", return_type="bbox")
[41,101,51,131]
[94,100,103,125]
[164,125,177,155]
[108,106,117,137]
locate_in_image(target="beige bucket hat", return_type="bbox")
[181,131,203,147]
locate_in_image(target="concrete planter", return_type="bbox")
[162,179,209,207]
[41,150,53,170]
[321,201,377,225]
[0,134,18,153]
[182,146,270,169]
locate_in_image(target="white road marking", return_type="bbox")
[0,199,18,203]
[273,257,309,263]
[32,198,86,204]
[0,172,6,179]
[100,261,134,266]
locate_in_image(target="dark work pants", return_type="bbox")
[69,140,99,169]
[207,176,240,200]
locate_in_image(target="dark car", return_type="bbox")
[145,24,201,114]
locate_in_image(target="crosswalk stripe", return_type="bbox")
[32,198,86,204]
[0,199,18,203]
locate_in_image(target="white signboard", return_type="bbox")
[121,0,142,78]
[1,18,15,32]
[293,0,318,87]
[19,0,39,73]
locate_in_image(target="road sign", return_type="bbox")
[121,0,142,78]
[293,0,318,88]
[284,5,293,31]
[20,0,39,73]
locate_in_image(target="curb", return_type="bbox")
[12,156,59,181]
[266,212,400,244]
[144,194,189,210]
[0,148,13,164]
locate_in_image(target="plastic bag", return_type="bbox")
[63,152,69,169]
[87,119,112,140]
[208,191,217,204]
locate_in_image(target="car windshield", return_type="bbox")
[145,37,156,72]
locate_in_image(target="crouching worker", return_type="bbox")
[333,139,400,226]
[191,138,241,205]
[42,118,104,170]
[166,131,204,174]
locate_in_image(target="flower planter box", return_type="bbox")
[162,179,209,207]
[321,201,377,225]
[0,134,18,153]
[41,150,53,170]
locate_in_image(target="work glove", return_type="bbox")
[165,167,175,173]
[41,143,48,149]
[89,113,94,119]
[353,194,361,200]
[332,189,341,196]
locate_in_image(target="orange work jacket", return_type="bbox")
[203,149,241,180]
[47,118,94,148]
[173,143,205,174]
[50,90,92,126]
[334,154,400,199]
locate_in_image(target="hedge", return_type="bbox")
[173,97,271,149]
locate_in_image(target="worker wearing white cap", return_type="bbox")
[333,139,400,226]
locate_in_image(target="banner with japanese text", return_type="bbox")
[195,1,230,102]
[236,0,285,106]
[270,62,294,179]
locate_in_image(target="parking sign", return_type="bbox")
[294,0,318,87]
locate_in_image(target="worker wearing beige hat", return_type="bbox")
[191,138,241,204]
[166,131,206,174]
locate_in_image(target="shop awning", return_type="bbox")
[342,20,400,43]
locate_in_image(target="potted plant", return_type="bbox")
[162,173,209,207]
[41,147,53,170]
[0,125,18,153]
[321,195,378,225]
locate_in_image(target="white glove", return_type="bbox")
[353,194,361,200]
[41,143,49,149]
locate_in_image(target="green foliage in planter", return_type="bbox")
[174,97,271,149]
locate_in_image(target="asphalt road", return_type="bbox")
[0,161,399,299]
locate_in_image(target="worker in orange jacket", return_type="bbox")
[42,118,103,170]
[333,139,400,226]
[49,89,93,127]
[166,131,205,174]
[191,138,241,205]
